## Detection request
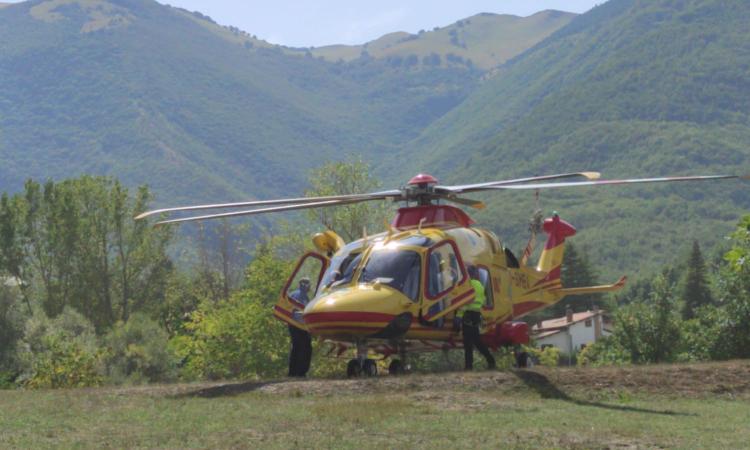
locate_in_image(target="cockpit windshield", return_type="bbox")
[359,249,421,301]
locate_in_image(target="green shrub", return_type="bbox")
[577,336,630,367]
[16,308,103,388]
[103,312,177,384]
[170,296,288,380]
[535,346,561,367]
[0,370,16,389]
[0,283,25,379]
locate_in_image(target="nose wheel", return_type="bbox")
[347,341,378,377]
[346,359,362,377]
[388,359,404,375]
[346,358,378,377]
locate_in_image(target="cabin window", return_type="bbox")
[426,241,465,299]
[360,249,421,301]
[585,319,592,327]
[477,266,494,308]
[504,247,520,268]
[285,253,327,307]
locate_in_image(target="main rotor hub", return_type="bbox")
[405,174,440,205]
[407,173,438,186]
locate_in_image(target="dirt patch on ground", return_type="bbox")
[113,359,750,401]
[255,360,750,399]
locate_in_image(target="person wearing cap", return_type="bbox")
[288,277,313,377]
[456,265,496,370]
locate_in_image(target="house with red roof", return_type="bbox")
[530,306,612,355]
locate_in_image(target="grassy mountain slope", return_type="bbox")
[0,0,485,204]
[310,10,576,70]
[401,0,750,279]
[0,0,575,206]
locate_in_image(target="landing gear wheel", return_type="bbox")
[388,359,404,375]
[346,359,362,377]
[362,359,378,377]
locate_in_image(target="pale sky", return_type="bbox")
[5,0,603,47]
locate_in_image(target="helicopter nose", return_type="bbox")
[303,285,413,338]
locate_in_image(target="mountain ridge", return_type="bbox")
[308,10,576,69]
[396,0,750,279]
[0,0,569,204]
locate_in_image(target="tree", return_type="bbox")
[193,219,250,301]
[170,238,296,379]
[712,215,750,359]
[614,274,680,363]
[0,282,24,378]
[305,159,392,242]
[681,240,713,319]
[0,193,32,314]
[552,243,604,316]
[7,177,173,331]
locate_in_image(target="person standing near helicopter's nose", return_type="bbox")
[288,277,312,377]
[457,266,496,370]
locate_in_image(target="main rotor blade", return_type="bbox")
[136,189,402,220]
[437,171,601,194]
[481,174,748,191]
[153,198,376,226]
[441,195,486,209]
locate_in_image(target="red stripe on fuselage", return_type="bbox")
[512,301,547,317]
[451,289,475,306]
[274,305,293,318]
[303,311,396,324]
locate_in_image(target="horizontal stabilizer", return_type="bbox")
[554,276,627,296]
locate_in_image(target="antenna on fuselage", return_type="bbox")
[384,219,395,243]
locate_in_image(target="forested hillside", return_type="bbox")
[0,0,569,206]
[1,0,747,279]
[401,0,750,278]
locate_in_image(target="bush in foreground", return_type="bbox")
[16,308,103,388]
[103,312,178,384]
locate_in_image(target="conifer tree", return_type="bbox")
[682,240,713,320]
[554,242,603,316]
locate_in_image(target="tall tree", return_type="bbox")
[615,274,681,363]
[0,193,31,314]
[193,219,250,302]
[553,243,603,316]
[714,215,750,359]
[682,240,713,320]
[9,176,173,331]
[305,159,391,242]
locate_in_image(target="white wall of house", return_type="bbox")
[537,331,571,353]
[536,316,610,354]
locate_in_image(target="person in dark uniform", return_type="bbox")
[457,265,496,370]
[288,277,313,377]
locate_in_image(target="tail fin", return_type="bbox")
[536,214,576,277]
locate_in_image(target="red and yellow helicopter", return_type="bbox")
[137,171,747,376]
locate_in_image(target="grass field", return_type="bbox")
[2,361,749,449]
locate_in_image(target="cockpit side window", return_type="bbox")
[426,241,466,299]
[477,266,494,308]
[319,242,366,291]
